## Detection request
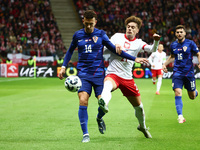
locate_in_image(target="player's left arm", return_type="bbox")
[191,41,200,69]
[196,52,200,69]
[163,54,175,73]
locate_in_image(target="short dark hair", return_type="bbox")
[175,25,186,32]
[83,10,97,19]
[125,16,142,29]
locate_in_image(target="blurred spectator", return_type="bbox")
[73,0,200,56]
[0,0,65,60]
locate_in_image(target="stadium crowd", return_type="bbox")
[0,0,199,62]
[74,0,200,56]
[0,0,66,61]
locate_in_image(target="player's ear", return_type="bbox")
[135,28,139,34]
[94,19,97,26]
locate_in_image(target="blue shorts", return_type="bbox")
[78,76,104,97]
[172,76,196,91]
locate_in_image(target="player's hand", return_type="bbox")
[162,64,168,73]
[58,67,66,80]
[152,65,155,68]
[153,33,161,41]
[135,58,149,64]
[115,44,122,55]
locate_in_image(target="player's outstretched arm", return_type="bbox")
[58,67,66,80]
[153,33,161,41]
[162,54,175,73]
[197,52,200,69]
[103,32,136,61]
[135,58,149,64]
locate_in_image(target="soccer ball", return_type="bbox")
[64,75,82,92]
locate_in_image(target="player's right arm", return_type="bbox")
[58,33,77,80]
[148,53,155,67]
[162,54,175,73]
[102,31,138,61]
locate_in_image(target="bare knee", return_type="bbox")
[78,92,89,106]
[188,91,196,100]
[189,95,195,100]
[174,89,182,96]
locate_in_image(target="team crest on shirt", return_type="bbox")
[183,46,187,52]
[124,41,130,49]
[92,36,98,43]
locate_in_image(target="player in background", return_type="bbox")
[148,44,166,95]
[58,10,148,143]
[163,25,200,123]
[98,16,161,138]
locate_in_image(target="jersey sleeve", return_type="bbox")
[191,40,199,54]
[143,40,159,52]
[62,33,78,67]
[170,43,174,55]
[163,52,166,63]
[148,52,155,65]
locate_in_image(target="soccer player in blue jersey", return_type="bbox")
[58,10,148,143]
[163,25,200,123]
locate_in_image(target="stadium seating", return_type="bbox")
[0,0,66,62]
[73,0,200,57]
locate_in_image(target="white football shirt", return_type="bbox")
[148,51,166,70]
[105,33,159,79]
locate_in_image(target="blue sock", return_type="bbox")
[78,106,88,135]
[175,96,183,115]
[97,107,105,119]
[195,90,198,98]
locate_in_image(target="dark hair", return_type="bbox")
[83,10,97,19]
[125,16,142,29]
[175,25,186,32]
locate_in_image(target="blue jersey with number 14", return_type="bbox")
[63,28,118,79]
[170,39,199,77]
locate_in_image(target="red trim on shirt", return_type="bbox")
[124,34,136,41]
[142,44,147,50]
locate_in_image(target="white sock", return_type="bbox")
[101,80,113,105]
[152,79,156,82]
[157,77,162,92]
[134,103,146,129]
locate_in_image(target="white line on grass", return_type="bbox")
[0,78,34,82]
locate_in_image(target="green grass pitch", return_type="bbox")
[0,77,200,150]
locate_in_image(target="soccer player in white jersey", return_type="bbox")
[98,16,161,138]
[148,44,166,95]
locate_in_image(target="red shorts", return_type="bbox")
[106,74,140,97]
[151,69,163,77]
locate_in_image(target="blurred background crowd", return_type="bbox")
[0,0,199,62]
[0,0,66,60]
[74,0,200,57]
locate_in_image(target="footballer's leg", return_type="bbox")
[94,79,107,134]
[127,96,152,138]
[187,78,198,100]
[97,98,106,134]
[99,76,117,113]
[174,88,185,123]
[78,92,90,142]
[156,75,163,95]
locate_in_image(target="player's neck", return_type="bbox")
[125,34,136,41]
[178,38,185,43]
